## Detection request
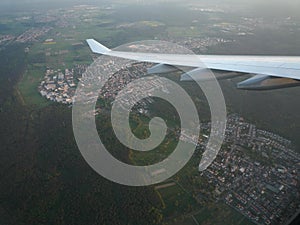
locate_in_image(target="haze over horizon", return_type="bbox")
[1,0,299,12]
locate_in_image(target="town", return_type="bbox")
[38,64,88,104]
[198,114,300,225]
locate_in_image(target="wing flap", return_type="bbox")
[147,64,179,74]
[202,62,300,81]
[237,75,300,90]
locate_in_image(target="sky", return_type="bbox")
[0,0,299,5]
[0,0,299,18]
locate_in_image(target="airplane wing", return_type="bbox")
[87,39,300,90]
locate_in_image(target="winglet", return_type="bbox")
[86,39,111,54]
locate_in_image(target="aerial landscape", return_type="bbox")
[0,0,299,225]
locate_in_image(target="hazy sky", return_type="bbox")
[0,0,299,5]
[0,0,299,18]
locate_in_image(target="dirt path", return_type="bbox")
[154,182,176,190]
[14,87,26,106]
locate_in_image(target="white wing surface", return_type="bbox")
[87,39,300,90]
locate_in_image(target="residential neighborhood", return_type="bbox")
[199,114,300,225]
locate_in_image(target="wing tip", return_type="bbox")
[86,39,111,54]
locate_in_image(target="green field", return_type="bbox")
[18,63,49,107]
[155,182,199,220]
[194,203,254,225]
